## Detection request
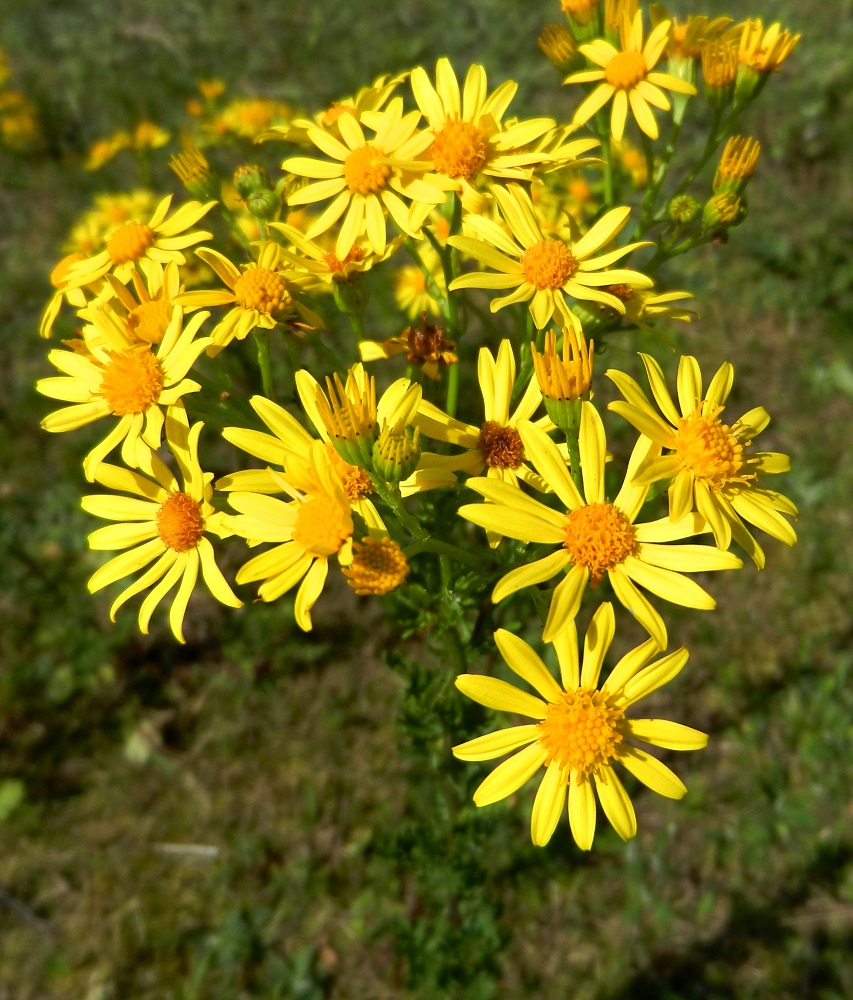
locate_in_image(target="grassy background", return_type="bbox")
[2,1,853,997]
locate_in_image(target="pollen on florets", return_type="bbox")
[520,239,577,290]
[106,222,155,264]
[674,407,753,489]
[604,51,648,90]
[292,492,353,558]
[233,267,291,315]
[128,299,171,344]
[343,536,409,595]
[157,492,205,552]
[564,502,637,584]
[430,117,489,179]
[99,346,164,415]
[538,687,625,776]
[343,144,391,195]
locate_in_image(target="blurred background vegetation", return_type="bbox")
[2,0,852,997]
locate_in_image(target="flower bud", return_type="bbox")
[233,163,270,200]
[372,424,421,483]
[667,194,702,226]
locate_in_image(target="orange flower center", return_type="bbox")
[106,222,154,264]
[99,347,164,415]
[50,252,86,287]
[293,494,352,558]
[327,445,374,503]
[520,239,577,290]
[343,537,409,595]
[563,502,637,584]
[323,245,365,272]
[605,50,648,89]
[322,102,356,126]
[477,421,525,469]
[343,144,391,195]
[538,687,625,776]
[233,267,290,314]
[128,299,171,344]
[430,118,489,179]
[157,492,205,552]
[674,408,746,488]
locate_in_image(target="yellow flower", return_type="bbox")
[737,19,800,74]
[282,99,447,261]
[606,354,797,568]
[410,58,563,210]
[216,394,384,533]
[214,97,291,140]
[66,191,162,257]
[449,182,652,331]
[413,339,551,490]
[564,11,697,141]
[224,440,355,631]
[268,222,402,286]
[453,603,708,850]
[342,536,409,595]
[174,242,321,353]
[360,312,456,381]
[458,403,742,648]
[99,261,183,346]
[37,303,211,481]
[80,406,241,643]
[84,130,130,171]
[64,195,215,287]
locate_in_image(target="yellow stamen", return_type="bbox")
[343,536,409,595]
[477,421,525,469]
[157,492,205,552]
[99,347,164,415]
[128,299,171,344]
[323,245,365,273]
[564,502,637,584]
[233,267,291,314]
[674,408,752,488]
[520,239,577,290]
[605,50,648,89]
[343,144,391,195]
[106,222,154,264]
[293,493,352,557]
[538,687,625,776]
[430,118,488,179]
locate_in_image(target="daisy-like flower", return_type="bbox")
[342,535,410,596]
[81,407,241,643]
[737,19,800,75]
[564,11,697,141]
[413,339,551,490]
[98,261,182,346]
[64,195,216,288]
[173,242,321,354]
[282,99,448,261]
[391,251,445,319]
[224,440,355,631]
[606,354,797,568]
[215,393,384,533]
[448,182,652,332]
[360,312,456,381]
[411,58,582,211]
[459,403,742,648]
[268,222,402,287]
[37,303,211,481]
[453,603,708,850]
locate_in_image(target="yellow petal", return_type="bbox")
[455,674,548,719]
[568,772,597,850]
[494,628,564,702]
[593,765,636,841]
[531,761,566,846]
[625,719,708,751]
[473,742,548,807]
[580,602,615,689]
[618,745,686,799]
[452,725,541,761]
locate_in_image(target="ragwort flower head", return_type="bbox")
[64,195,216,287]
[606,354,797,568]
[459,402,742,649]
[411,58,580,210]
[37,303,211,481]
[564,10,697,141]
[453,603,708,850]
[282,99,447,261]
[224,440,356,632]
[174,242,322,354]
[449,182,652,332]
[81,406,241,643]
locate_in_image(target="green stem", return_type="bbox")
[404,538,489,570]
[595,111,614,210]
[566,422,582,495]
[369,475,428,542]
[254,329,275,399]
[218,204,254,257]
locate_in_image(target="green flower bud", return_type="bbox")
[233,163,269,199]
[333,271,370,317]
[667,194,702,226]
[372,424,421,483]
